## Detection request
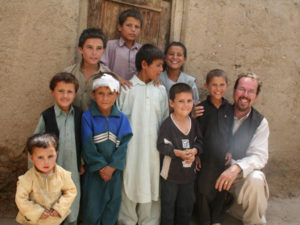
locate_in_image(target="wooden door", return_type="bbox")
[88,0,171,50]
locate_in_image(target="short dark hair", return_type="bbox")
[169,83,193,101]
[206,69,228,84]
[234,72,262,94]
[119,9,143,27]
[135,44,164,71]
[26,133,58,155]
[49,72,79,92]
[78,28,107,48]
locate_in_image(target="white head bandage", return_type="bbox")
[92,73,120,93]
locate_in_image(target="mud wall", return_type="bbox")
[0,1,299,216]
[0,0,85,215]
[180,0,300,196]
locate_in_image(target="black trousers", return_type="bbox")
[196,190,232,225]
[160,178,195,225]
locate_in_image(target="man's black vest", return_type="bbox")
[231,108,264,160]
[42,105,82,171]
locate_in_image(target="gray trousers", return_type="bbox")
[118,188,160,225]
[228,170,269,225]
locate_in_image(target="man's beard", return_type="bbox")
[235,97,251,112]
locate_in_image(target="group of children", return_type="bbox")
[15,8,234,225]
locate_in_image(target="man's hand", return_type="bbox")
[215,164,241,192]
[192,102,204,118]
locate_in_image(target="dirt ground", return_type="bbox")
[1,196,299,225]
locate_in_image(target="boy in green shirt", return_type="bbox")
[34,72,82,225]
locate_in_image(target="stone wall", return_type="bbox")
[0,0,84,216]
[179,0,300,196]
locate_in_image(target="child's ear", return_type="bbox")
[141,60,148,69]
[117,24,122,32]
[92,91,96,98]
[78,46,83,54]
[29,154,34,162]
[169,99,174,108]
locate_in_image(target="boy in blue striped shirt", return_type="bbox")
[81,72,132,225]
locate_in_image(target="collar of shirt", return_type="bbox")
[177,71,195,82]
[206,95,228,108]
[233,108,252,134]
[54,103,74,117]
[90,102,121,117]
[33,164,56,178]
[131,75,154,87]
[118,37,140,50]
[77,59,103,74]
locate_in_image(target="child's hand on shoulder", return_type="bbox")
[114,72,132,90]
[153,79,162,86]
[192,102,205,118]
[225,152,232,166]
[40,209,51,219]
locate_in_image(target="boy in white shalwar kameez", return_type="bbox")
[117,44,169,225]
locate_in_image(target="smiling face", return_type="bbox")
[78,38,105,66]
[170,92,194,118]
[118,17,141,45]
[93,86,119,117]
[165,45,186,71]
[205,76,228,103]
[51,81,76,113]
[30,146,57,175]
[234,77,259,115]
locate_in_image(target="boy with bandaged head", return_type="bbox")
[81,72,133,225]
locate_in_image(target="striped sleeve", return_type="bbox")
[81,111,108,172]
[108,113,133,171]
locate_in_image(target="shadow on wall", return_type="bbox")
[0,146,27,217]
